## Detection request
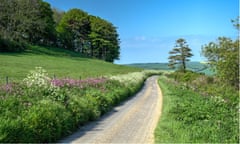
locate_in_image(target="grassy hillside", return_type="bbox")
[0,45,141,83]
[127,62,214,75]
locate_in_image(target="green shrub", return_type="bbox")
[21,100,73,142]
[167,70,202,82]
[0,37,26,52]
[0,118,23,142]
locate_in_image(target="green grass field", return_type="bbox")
[0,45,141,83]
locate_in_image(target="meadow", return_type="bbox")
[0,45,141,84]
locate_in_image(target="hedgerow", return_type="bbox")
[155,72,239,143]
[0,67,162,142]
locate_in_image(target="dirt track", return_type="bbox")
[60,76,163,143]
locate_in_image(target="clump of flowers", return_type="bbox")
[0,84,13,93]
[51,77,107,88]
[23,67,50,88]
[109,70,162,86]
[23,67,109,90]
[110,72,146,85]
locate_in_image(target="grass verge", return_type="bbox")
[154,76,190,143]
[155,76,239,143]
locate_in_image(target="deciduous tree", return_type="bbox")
[56,9,91,51]
[202,18,239,88]
[202,37,239,88]
[89,16,120,62]
[0,0,56,47]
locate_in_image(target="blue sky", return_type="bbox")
[44,0,239,64]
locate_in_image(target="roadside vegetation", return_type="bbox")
[0,67,161,142]
[155,72,239,143]
[155,18,239,143]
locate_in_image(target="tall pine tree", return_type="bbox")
[168,38,193,72]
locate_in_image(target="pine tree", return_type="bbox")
[168,38,193,72]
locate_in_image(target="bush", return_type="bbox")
[20,100,74,142]
[0,100,74,143]
[0,118,23,143]
[0,37,26,52]
[167,70,202,82]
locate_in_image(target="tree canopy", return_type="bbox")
[0,1,120,62]
[168,38,193,72]
[0,0,55,45]
[56,8,91,51]
[202,37,239,88]
[89,16,120,62]
[201,18,239,88]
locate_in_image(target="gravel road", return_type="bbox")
[60,75,163,143]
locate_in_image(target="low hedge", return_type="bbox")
[0,76,145,142]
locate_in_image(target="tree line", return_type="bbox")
[0,0,120,62]
[168,17,239,89]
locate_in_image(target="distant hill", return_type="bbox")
[126,62,214,75]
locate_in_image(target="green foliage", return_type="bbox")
[201,35,239,88]
[168,38,193,72]
[167,70,203,82]
[20,100,73,142]
[0,68,154,142]
[56,9,90,51]
[0,0,56,47]
[155,76,239,143]
[89,16,120,62]
[52,8,65,25]
[0,37,27,52]
[0,1,120,62]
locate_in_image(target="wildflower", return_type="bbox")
[23,67,50,88]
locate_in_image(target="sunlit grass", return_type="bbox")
[155,76,238,143]
[0,45,141,84]
[154,76,191,143]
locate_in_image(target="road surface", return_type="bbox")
[60,75,163,143]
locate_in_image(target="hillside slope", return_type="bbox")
[0,45,141,82]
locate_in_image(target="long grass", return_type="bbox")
[154,76,191,143]
[155,76,239,143]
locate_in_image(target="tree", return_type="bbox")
[168,38,193,72]
[52,8,65,25]
[56,8,91,51]
[0,0,56,47]
[201,18,239,89]
[89,16,120,62]
[231,17,240,30]
[202,37,239,88]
